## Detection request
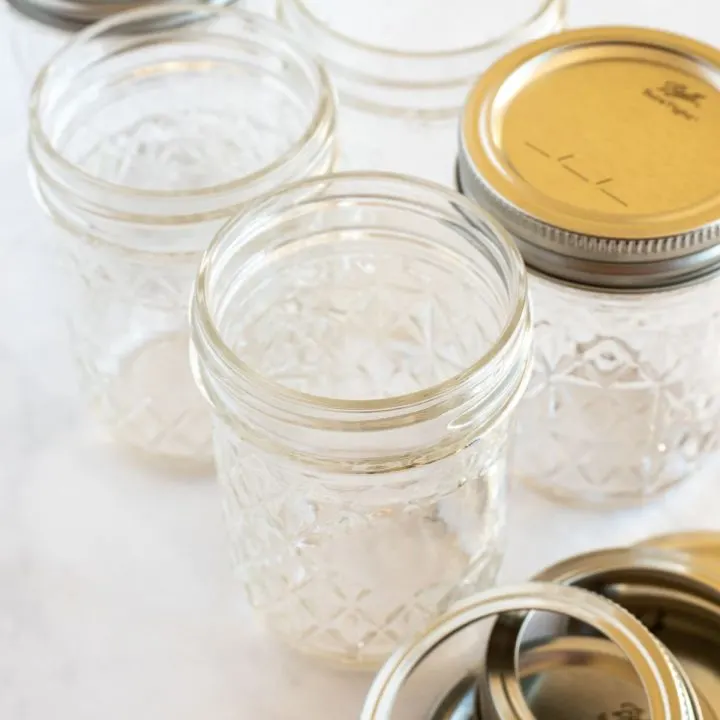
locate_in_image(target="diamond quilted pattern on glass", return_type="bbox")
[214,420,506,664]
[515,276,720,504]
[65,236,212,462]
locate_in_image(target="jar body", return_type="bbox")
[191,175,532,664]
[29,6,336,465]
[514,272,720,506]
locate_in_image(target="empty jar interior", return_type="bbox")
[32,5,334,228]
[201,178,525,403]
[192,175,530,664]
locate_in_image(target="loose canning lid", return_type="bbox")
[360,582,694,720]
[434,635,700,720]
[7,0,237,31]
[486,634,714,720]
[458,26,720,290]
[602,585,720,717]
[481,547,718,720]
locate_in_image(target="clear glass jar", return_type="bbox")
[277,0,565,185]
[458,27,720,507]
[514,274,720,506]
[5,0,238,93]
[190,174,532,665]
[28,5,336,466]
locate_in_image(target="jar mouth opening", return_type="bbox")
[28,4,336,211]
[283,0,562,61]
[192,171,529,415]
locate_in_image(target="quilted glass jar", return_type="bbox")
[190,174,532,665]
[6,0,238,93]
[277,0,564,185]
[28,5,336,466]
[459,27,720,506]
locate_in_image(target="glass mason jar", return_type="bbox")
[458,27,720,506]
[277,0,565,185]
[28,5,336,466]
[5,0,238,94]
[190,173,532,665]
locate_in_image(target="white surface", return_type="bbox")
[1,2,720,718]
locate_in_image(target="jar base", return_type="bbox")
[106,438,215,477]
[240,547,504,671]
[84,331,214,466]
[264,627,389,672]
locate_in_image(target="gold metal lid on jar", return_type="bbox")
[458,27,720,290]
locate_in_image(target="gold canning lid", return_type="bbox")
[458,27,720,290]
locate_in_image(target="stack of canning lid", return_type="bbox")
[362,531,720,719]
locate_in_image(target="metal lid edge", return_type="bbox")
[457,148,720,290]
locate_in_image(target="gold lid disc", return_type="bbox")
[459,27,720,290]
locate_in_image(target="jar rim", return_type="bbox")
[281,0,562,61]
[191,171,530,416]
[28,4,336,210]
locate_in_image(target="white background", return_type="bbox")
[1,1,718,718]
